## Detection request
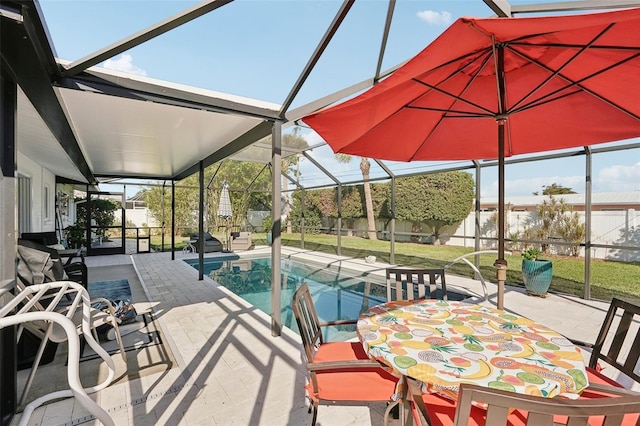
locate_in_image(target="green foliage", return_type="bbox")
[289,205,323,234]
[536,195,567,252]
[262,215,273,233]
[522,247,541,261]
[66,197,117,247]
[304,188,337,218]
[341,185,365,218]
[508,231,522,251]
[79,199,118,232]
[143,180,197,236]
[534,183,576,195]
[276,233,640,304]
[556,212,586,256]
[281,128,309,172]
[143,160,272,235]
[65,224,85,248]
[292,172,473,242]
[523,194,585,255]
[335,154,380,240]
[307,184,390,221]
[290,190,325,234]
[395,172,474,242]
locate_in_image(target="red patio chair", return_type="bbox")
[407,378,640,426]
[292,283,399,426]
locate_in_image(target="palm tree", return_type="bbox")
[335,154,377,240]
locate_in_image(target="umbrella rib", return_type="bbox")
[509,50,640,121]
[407,50,499,161]
[507,23,615,113]
[405,105,491,118]
[510,41,640,53]
[409,46,497,116]
[411,78,495,117]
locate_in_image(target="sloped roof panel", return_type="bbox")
[59,87,269,178]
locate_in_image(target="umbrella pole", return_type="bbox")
[494,124,507,310]
[493,44,508,310]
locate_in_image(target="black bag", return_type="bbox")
[112,299,137,325]
[93,299,138,341]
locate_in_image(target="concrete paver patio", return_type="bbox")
[10,246,635,425]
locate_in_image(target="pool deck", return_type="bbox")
[11,246,636,425]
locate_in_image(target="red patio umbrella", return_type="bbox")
[303,7,640,309]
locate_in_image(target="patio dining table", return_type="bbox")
[357,299,589,403]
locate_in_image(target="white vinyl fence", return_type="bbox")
[343,209,639,261]
[425,210,637,261]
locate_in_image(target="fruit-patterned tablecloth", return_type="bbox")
[357,299,589,401]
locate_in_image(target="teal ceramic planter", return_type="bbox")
[521,259,553,297]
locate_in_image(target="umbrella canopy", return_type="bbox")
[217,181,233,219]
[303,8,640,308]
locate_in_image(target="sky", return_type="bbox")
[38,0,639,199]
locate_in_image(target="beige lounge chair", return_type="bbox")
[230,231,252,251]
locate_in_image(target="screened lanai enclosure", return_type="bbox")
[111,132,640,302]
[2,2,640,421]
[3,0,640,319]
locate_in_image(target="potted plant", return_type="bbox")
[65,224,86,249]
[521,247,553,297]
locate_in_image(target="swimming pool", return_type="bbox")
[184,256,388,338]
[184,256,466,339]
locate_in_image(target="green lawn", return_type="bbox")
[150,235,191,251]
[262,233,640,304]
[150,232,640,304]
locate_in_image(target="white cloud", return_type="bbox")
[103,54,147,76]
[595,162,640,192]
[297,130,362,185]
[417,10,452,26]
[301,129,325,146]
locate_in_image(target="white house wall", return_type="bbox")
[17,151,56,233]
[113,208,159,228]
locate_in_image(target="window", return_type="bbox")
[18,174,31,235]
[44,184,50,220]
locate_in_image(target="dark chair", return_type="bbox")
[570,297,640,388]
[385,268,447,301]
[407,378,640,426]
[292,283,399,426]
[20,231,59,246]
[17,239,88,289]
[189,232,223,253]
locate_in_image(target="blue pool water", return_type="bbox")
[184,256,468,338]
[184,256,387,338]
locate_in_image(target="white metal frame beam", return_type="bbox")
[483,0,512,17]
[62,0,234,77]
[279,0,354,116]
